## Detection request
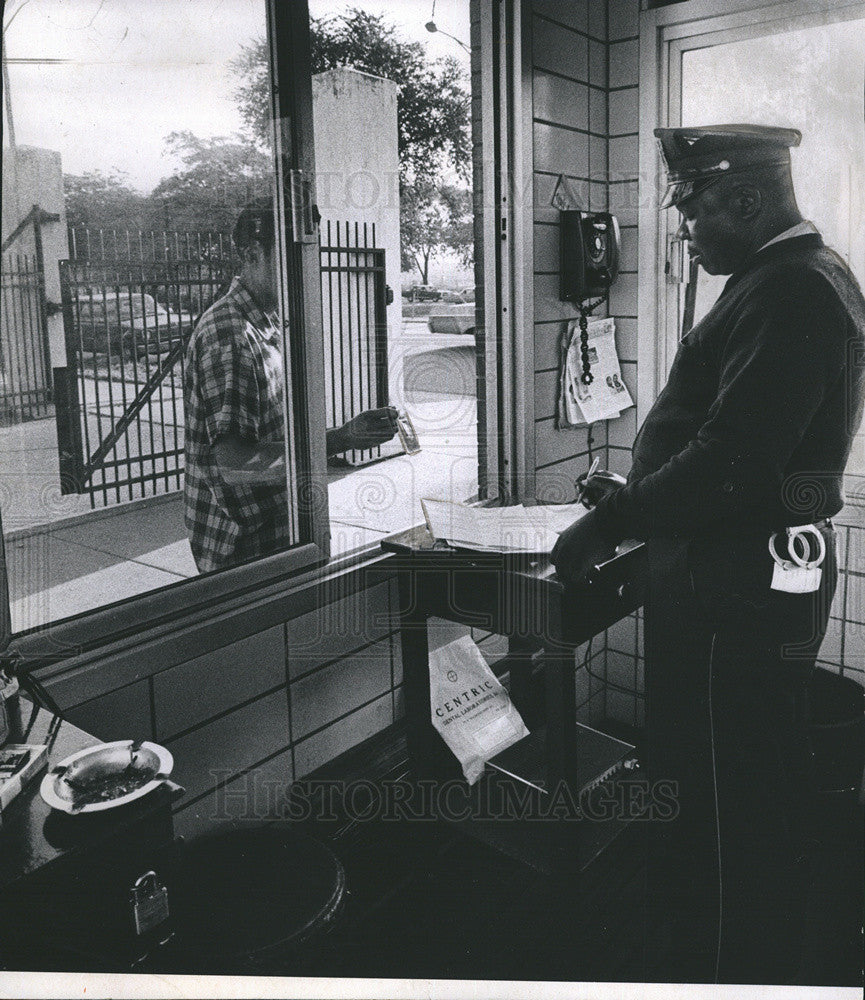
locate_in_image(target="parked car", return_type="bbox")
[459,286,476,303]
[403,284,441,302]
[427,302,475,337]
[76,289,188,355]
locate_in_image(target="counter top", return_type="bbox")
[0,700,182,888]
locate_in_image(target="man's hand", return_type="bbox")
[551,507,618,584]
[328,406,398,455]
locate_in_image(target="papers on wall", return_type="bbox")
[558,316,634,427]
[421,499,588,554]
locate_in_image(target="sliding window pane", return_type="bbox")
[1,0,308,632]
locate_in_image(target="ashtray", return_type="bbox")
[40,739,173,814]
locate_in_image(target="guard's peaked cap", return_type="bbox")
[653,124,802,208]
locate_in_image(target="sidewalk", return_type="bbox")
[3,330,479,633]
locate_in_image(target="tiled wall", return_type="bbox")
[604,0,641,481]
[56,570,407,840]
[530,0,632,726]
[532,0,609,514]
[52,566,516,841]
[44,3,862,835]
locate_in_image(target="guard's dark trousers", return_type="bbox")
[641,522,839,984]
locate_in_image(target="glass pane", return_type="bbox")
[680,18,865,484]
[305,1,481,556]
[1,0,305,632]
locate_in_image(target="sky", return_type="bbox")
[2,0,471,193]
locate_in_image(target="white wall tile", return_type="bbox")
[533,0,589,35]
[533,15,590,81]
[609,39,638,89]
[534,71,590,131]
[166,689,290,803]
[64,680,152,743]
[614,316,637,361]
[608,0,639,41]
[846,573,864,623]
[609,86,638,135]
[154,626,285,740]
[286,581,392,678]
[534,122,590,177]
[609,134,639,179]
[294,693,393,778]
[290,640,392,740]
[607,405,637,449]
[843,620,865,671]
[535,420,593,468]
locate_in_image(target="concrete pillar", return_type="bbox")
[1,146,70,367]
[312,68,402,340]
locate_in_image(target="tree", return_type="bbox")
[64,169,149,230]
[147,131,272,233]
[231,8,471,186]
[401,181,473,282]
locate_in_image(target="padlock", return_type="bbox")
[130,870,170,937]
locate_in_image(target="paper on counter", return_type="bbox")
[421,500,588,554]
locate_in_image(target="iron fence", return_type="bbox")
[1,253,53,423]
[320,220,388,466]
[57,224,388,505]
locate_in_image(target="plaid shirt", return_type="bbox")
[184,277,290,572]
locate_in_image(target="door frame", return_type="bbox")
[637,0,865,424]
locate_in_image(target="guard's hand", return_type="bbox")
[576,470,627,509]
[339,406,399,450]
[551,508,617,584]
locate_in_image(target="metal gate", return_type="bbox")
[319,220,389,466]
[57,232,233,505]
[56,224,388,505]
[0,206,58,424]
[1,252,53,423]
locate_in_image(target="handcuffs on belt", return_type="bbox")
[768,524,827,593]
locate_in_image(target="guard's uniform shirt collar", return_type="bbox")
[758,220,818,253]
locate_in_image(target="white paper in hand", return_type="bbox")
[429,634,529,784]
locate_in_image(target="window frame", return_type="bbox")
[2,0,333,666]
[2,0,521,670]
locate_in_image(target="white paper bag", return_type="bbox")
[429,633,529,784]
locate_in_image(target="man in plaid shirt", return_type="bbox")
[184,202,397,572]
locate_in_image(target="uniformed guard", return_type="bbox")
[553,124,865,984]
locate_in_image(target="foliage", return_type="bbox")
[231,8,471,186]
[401,181,473,282]
[63,170,150,230]
[65,7,475,279]
[147,131,272,233]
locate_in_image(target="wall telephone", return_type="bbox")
[559,210,621,303]
[559,210,620,385]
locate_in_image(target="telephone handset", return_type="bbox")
[559,210,620,386]
[560,210,620,303]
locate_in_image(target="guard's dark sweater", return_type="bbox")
[595,233,865,540]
